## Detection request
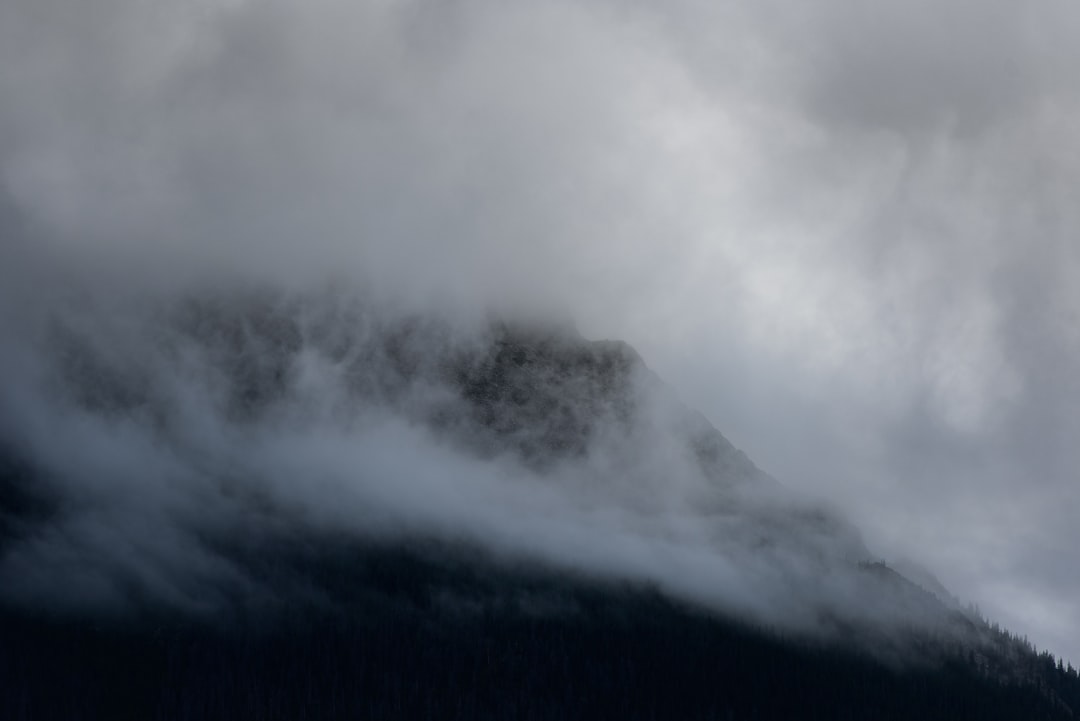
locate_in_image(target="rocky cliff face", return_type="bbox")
[1,282,946,641]
[42,282,779,489]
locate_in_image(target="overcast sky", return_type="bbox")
[2,0,1079,663]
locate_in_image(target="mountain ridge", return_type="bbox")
[1,282,1078,718]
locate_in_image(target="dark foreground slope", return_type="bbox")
[2,536,1079,721]
[2,286,1080,719]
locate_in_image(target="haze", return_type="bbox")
[1,0,1078,662]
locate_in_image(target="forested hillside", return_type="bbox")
[2,535,1079,720]
[1,290,1077,720]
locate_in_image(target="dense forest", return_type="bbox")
[2,295,1079,719]
[2,530,1080,720]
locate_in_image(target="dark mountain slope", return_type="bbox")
[1,284,1078,719]
[2,533,1079,721]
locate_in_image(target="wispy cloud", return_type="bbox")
[2,0,1078,662]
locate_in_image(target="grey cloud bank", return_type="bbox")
[0,281,887,642]
[1,0,1079,662]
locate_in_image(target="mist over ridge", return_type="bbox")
[3,0,1080,672]
[2,274,899,636]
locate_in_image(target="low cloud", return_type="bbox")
[2,0,1079,662]
[0,280,925,649]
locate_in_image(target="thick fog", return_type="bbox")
[0,277,902,639]
[2,0,1079,661]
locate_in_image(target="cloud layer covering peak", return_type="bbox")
[2,0,1079,662]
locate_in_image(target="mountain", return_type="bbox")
[1,282,1078,719]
